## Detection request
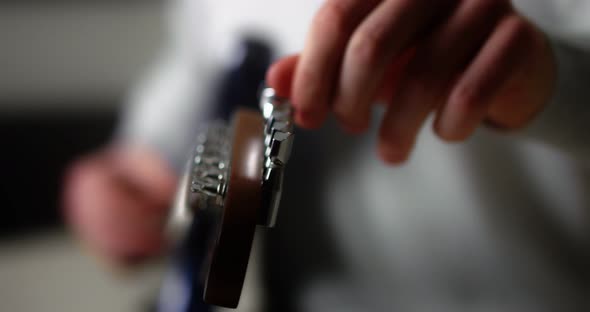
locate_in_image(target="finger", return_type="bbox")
[109,147,177,206]
[334,0,451,132]
[82,212,164,261]
[76,191,166,260]
[435,14,533,140]
[293,0,381,128]
[266,54,299,97]
[375,47,415,105]
[378,0,511,162]
[67,164,166,259]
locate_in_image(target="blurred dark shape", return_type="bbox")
[213,36,275,120]
[0,101,117,238]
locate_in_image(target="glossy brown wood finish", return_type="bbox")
[203,109,264,308]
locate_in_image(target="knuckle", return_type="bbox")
[348,29,385,68]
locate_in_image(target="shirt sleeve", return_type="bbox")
[115,50,222,172]
[521,36,590,164]
[114,0,225,172]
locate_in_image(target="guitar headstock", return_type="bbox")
[169,88,294,308]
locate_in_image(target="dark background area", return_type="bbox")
[0,1,163,239]
[0,104,117,237]
[0,3,176,311]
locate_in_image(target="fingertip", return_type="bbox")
[269,54,331,129]
[435,129,473,143]
[433,107,479,143]
[377,142,409,165]
[377,125,414,165]
[295,109,326,129]
[335,114,369,135]
[266,54,299,97]
[265,63,282,90]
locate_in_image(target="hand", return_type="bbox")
[267,0,556,164]
[63,146,176,265]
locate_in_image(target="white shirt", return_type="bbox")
[121,1,590,311]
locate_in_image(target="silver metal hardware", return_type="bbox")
[171,87,294,233]
[259,87,294,227]
[189,122,232,212]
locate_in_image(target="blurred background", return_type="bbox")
[0,1,167,311]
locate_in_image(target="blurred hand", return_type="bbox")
[267,0,556,164]
[63,146,177,265]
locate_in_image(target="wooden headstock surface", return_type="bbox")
[202,109,264,308]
